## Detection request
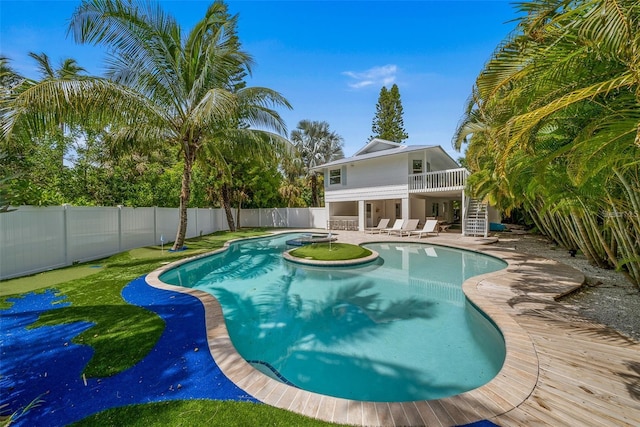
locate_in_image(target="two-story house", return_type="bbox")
[312,138,499,237]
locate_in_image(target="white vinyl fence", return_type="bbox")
[0,205,327,281]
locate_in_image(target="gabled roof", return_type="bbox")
[312,138,443,170]
[353,138,404,156]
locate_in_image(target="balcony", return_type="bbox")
[408,168,468,193]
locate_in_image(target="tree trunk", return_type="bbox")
[236,200,241,230]
[172,148,196,251]
[221,183,236,231]
[570,209,608,268]
[311,173,318,207]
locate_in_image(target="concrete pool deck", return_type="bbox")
[146,229,640,426]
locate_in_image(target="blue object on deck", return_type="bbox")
[489,222,507,231]
[458,421,500,427]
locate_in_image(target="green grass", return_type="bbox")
[0,228,351,426]
[289,243,372,261]
[1,228,270,376]
[71,400,352,426]
[0,264,104,297]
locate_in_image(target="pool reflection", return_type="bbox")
[159,234,507,402]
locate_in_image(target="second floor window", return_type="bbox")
[329,168,341,185]
[412,159,423,174]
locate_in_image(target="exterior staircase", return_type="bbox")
[464,198,488,237]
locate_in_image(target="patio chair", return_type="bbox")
[389,219,420,236]
[407,219,439,239]
[383,219,405,235]
[438,222,452,233]
[364,218,390,234]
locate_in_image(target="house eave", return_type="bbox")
[312,144,437,172]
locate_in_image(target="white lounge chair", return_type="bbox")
[407,219,439,239]
[383,219,405,235]
[389,219,420,236]
[364,218,390,234]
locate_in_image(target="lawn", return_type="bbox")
[289,242,372,261]
[0,229,349,427]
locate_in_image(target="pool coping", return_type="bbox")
[282,247,379,267]
[144,230,582,426]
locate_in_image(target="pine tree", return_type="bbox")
[370,83,408,142]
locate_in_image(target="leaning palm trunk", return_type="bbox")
[569,209,610,268]
[526,200,574,248]
[525,203,555,239]
[221,183,236,232]
[606,170,640,286]
[575,201,613,269]
[549,209,576,250]
[606,203,640,286]
[173,149,196,250]
[583,209,618,270]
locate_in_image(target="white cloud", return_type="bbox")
[342,64,398,89]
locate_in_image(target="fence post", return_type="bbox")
[153,206,158,245]
[63,204,69,266]
[118,205,123,252]
[195,208,198,237]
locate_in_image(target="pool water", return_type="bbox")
[160,233,507,402]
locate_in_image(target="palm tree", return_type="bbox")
[0,56,22,90]
[454,0,640,285]
[278,153,304,207]
[1,0,290,250]
[29,52,87,167]
[29,52,86,80]
[290,120,344,207]
[201,127,287,231]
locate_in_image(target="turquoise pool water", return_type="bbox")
[160,233,508,402]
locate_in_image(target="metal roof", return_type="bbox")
[312,143,443,171]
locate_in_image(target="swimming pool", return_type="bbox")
[159,233,507,402]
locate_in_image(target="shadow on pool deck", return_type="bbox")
[147,230,640,426]
[2,229,639,426]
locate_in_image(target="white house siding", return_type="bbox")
[410,196,427,221]
[318,142,478,232]
[323,184,408,203]
[324,154,407,192]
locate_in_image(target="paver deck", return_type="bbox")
[146,229,640,426]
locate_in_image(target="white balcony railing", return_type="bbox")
[408,168,469,192]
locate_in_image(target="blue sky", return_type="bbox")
[0,1,520,159]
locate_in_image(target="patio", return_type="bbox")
[147,229,640,426]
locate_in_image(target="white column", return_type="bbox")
[484,204,489,238]
[358,200,365,232]
[461,190,466,236]
[325,202,331,230]
[402,197,410,220]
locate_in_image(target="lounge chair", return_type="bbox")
[383,219,405,235]
[389,219,419,236]
[364,218,390,234]
[407,219,439,239]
